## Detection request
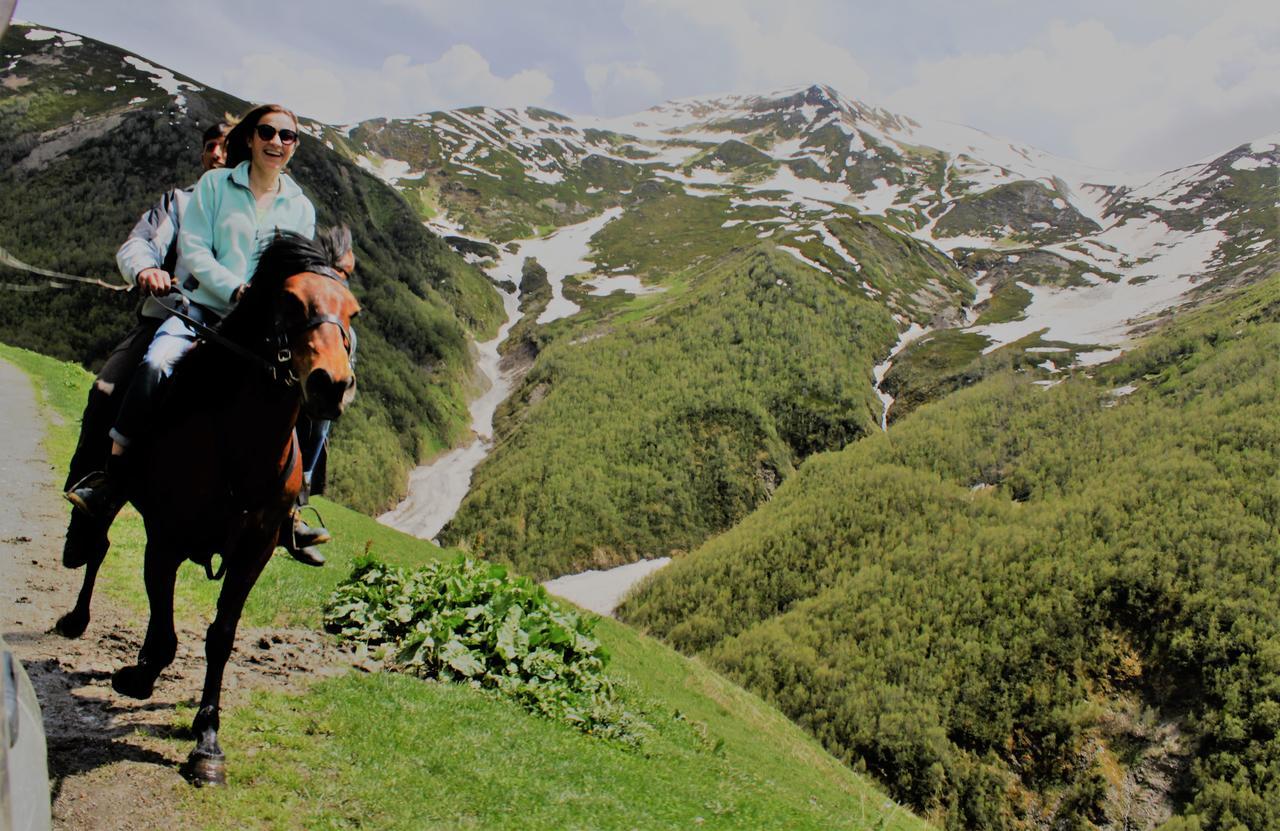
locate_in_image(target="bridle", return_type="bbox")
[169,265,356,387]
[269,265,358,385]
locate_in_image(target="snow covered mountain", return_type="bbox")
[4,21,1275,397]
[326,83,1276,364]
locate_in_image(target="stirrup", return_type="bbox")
[291,504,331,548]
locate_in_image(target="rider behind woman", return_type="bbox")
[61,122,229,568]
[67,104,316,528]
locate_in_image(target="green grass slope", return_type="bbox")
[622,275,1280,830]
[2,341,927,831]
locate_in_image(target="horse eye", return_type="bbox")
[280,293,307,321]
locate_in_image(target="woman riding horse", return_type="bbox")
[59,102,359,785]
[68,103,316,522]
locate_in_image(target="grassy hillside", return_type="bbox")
[2,340,927,831]
[622,274,1280,829]
[0,24,504,512]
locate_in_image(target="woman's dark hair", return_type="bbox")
[316,225,353,268]
[224,103,298,169]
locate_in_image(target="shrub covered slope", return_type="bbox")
[623,275,1280,829]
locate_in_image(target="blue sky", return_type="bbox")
[10,0,1279,171]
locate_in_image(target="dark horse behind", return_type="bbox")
[56,233,359,785]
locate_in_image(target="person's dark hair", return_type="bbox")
[316,225,353,269]
[224,103,299,169]
[202,122,230,144]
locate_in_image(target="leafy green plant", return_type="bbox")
[324,556,647,746]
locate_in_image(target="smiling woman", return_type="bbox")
[66,101,317,532]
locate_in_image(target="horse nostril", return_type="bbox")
[305,369,350,413]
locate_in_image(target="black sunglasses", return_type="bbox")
[254,124,299,145]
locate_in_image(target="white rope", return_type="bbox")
[0,245,129,292]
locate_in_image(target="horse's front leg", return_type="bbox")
[187,529,276,787]
[112,538,181,699]
[54,511,114,638]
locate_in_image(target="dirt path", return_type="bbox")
[0,358,346,830]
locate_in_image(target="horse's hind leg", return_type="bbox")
[187,540,273,787]
[55,512,112,638]
[112,542,180,700]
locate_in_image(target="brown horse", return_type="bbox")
[56,233,359,785]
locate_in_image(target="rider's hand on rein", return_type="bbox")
[137,268,173,296]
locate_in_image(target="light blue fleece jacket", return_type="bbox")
[176,160,316,316]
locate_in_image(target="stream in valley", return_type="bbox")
[378,211,670,615]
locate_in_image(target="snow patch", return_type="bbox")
[1073,348,1124,367]
[355,155,424,185]
[122,56,199,111]
[1230,156,1271,171]
[584,274,664,297]
[486,208,624,325]
[526,167,565,184]
[854,178,904,216]
[755,165,852,205]
[817,223,861,271]
[779,246,832,274]
[971,270,1195,353]
[873,322,930,430]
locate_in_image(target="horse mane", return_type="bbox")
[161,232,332,413]
[218,231,332,343]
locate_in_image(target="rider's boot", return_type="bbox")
[65,452,130,520]
[280,508,329,567]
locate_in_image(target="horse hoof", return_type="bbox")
[111,665,156,700]
[54,611,89,639]
[184,751,227,787]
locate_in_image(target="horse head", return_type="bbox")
[228,232,361,419]
[278,268,360,419]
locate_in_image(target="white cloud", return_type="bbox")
[887,10,1280,171]
[619,0,872,99]
[222,43,554,124]
[585,61,664,115]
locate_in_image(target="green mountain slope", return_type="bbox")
[0,23,504,512]
[2,341,927,831]
[439,246,902,578]
[433,183,971,578]
[621,274,1280,829]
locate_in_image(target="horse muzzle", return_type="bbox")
[303,368,356,419]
